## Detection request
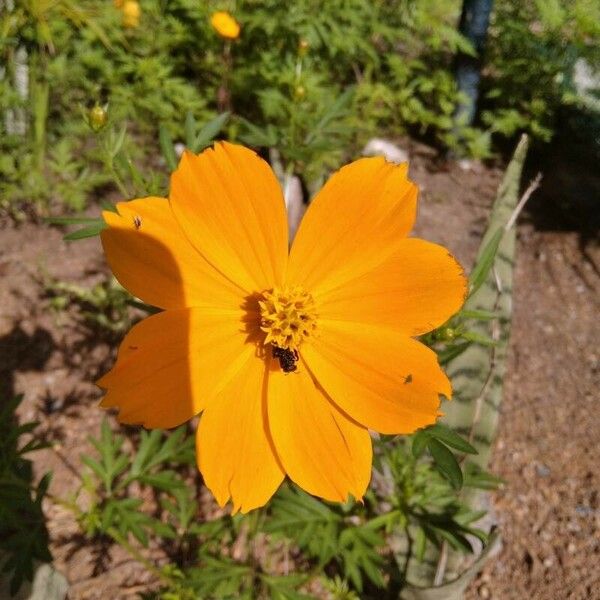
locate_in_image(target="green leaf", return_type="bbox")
[100,202,118,213]
[463,463,505,490]
[426,438,463,490]
[305,87,355,145]
[237,118,278,147]
[185,556,251,596]
[184,111,197,149]
[460,309,497,321]
[412,430,430,458]
[44,216,102,225]
[437,341,471,365]
[432,525,473,553]
[85,420,128,493]
[468,228,503,297]
[159,124,178,172]
[139,471,185,491]
[129,430,162,479]
[110,124,127,159]
[148,519,177,540]
[414,526,427,561]
[425,424,478,455]
[81,455,106,483]
[261,574,312,600]
[63,222,106,240]
[460,331,497,347]
[192,112,230,152]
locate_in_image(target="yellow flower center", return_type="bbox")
[259,286,317,351]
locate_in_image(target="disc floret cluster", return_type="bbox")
[259,286,318,351]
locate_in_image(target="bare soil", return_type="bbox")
[1,140,598,599]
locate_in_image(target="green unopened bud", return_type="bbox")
[298,39,309,56]
[88,103,108,132]
[294,85,306,99]
[438,327,456,341]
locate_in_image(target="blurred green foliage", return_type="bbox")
[482,0,600,141]
[1,0,598,213]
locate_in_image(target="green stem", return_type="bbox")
[108,160,131,198]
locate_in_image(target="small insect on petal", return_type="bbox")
[133,216,142,230]
[272,345,299,373]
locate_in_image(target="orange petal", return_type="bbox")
[288,157,416,296]
[267,358,372,503]
[317,238,467,336]
[170,142,288,293]
[101,197,244,310]
[302,321,451,434]
[97,307,254,429]
[197,356,285,513]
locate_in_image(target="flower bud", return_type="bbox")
[88,103,108,132]
[298,39,310,56]
[294,85,306,100]
[438,327,456,341]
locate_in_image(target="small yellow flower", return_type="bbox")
[122,0,140,28]
[98,143,466,513]
[210,11,240,40]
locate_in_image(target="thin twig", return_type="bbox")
[504,172,542,232]
[433,541,448,586]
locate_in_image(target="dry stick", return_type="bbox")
[432,173,541,588]
[504,173,542,232]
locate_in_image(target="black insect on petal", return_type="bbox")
[272,345,299,373]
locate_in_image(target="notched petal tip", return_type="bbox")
[437,369,453,400]
[288,154,418,294]
[195,359,285,516]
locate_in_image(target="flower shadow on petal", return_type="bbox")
[240,292,269,361]
[98,226,198,430]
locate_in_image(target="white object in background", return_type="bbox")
[3,0,28,137]
[284,173,305,243]
[362,138,409,164]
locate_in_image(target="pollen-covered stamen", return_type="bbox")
[259,286,317,351]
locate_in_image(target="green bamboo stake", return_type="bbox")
[401,135,533,598]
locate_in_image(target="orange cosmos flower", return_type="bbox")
[210,11,240,39]
[122,0,140,28]
[97,143,466,513]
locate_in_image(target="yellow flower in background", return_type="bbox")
[97,143,466,513]
[210,11,240,39]
[122,0,141,28]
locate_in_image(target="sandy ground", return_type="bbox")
[0,139,598,599]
